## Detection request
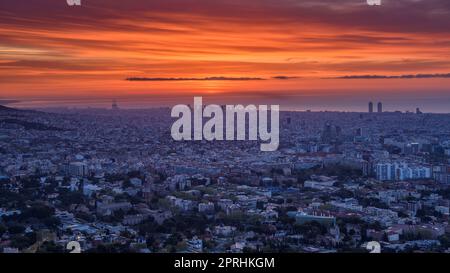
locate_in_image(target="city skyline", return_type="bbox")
[1,0,450,112]
[0,97,437,115]
[3,0,450,257]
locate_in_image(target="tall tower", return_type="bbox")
[321,122,334,143]
[112,99,119,110]
[368,102,374,113]
[377,102,383,113]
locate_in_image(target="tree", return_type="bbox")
[294,221,327,240]
[8,223,26,234]
[10,232,37,249]
[59,191,85,207]
[43,216,61,229]
[438,234,450,249]
[37,241,64,253]
[112,209,125,222]
[21,204,55,220]
[0,224,6,237]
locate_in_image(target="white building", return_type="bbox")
[376,162,431,181]
[83,184,101,197]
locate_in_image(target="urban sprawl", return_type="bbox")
[1,101,450,253]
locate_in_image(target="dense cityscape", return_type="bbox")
[1,102,450,253]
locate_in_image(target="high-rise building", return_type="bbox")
[375,162,431,181]
[321,122,333,143]
[112,99,119,110]
[66,162,88,177]
[284,116,292,126]
[377,102,383,113]
[404,143,420,154]
[368,102,374,113]
[433,165,450,184]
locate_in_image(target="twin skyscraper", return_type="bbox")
[368,101,383,113]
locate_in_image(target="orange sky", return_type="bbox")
[1,0,450,111]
